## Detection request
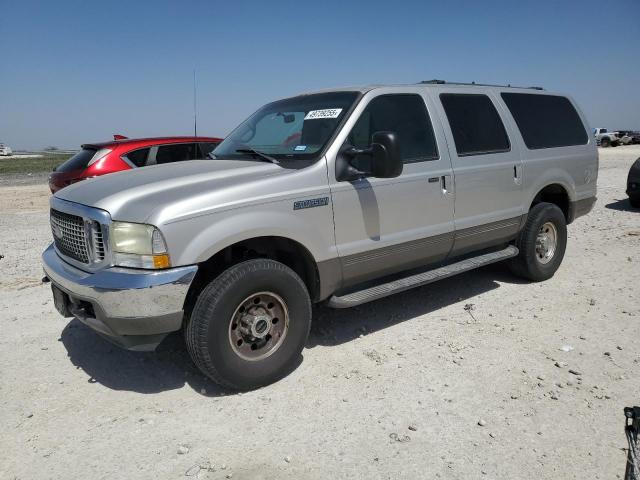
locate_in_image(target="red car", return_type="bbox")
[48,135,222,193]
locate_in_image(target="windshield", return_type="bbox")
[213,92,359,161]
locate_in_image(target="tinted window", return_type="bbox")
[501,93,588,149]
[55,148,97,172]
[155,143,198,164]
[440,94,510,156]
[198,142,219,158]
[125,147,150,167]
[348,94,438,164]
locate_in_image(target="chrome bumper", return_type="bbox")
[42,244,198,351]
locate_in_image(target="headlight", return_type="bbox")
[111,222,171,269]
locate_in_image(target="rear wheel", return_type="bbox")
[185,259,312,390]
[630,194,640,208]
[509,203,567,281]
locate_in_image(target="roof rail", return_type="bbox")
[419,79,544,90]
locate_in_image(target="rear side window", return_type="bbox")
[348,94,439,164]
[125,147,150,167]
[501,93,588,149]
[440,94,510,156]
[55,148,97,172]
[155,143,198,164]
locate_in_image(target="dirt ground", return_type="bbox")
[1,147,638,480]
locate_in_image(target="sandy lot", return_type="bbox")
[0,147,639,480]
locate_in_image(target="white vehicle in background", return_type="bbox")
[593,128,621,147]
[0,143,12,156]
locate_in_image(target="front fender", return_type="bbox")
[162,204,337,267]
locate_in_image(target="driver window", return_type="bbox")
[346,94,439,170]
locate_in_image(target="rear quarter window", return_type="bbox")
[501,93,588,149]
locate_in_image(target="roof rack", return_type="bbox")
[419,79,544,90]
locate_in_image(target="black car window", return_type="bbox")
[155,143,198,164]
[198,142,219,158]
[55,148,97,172]
[125,147,150,167]
[440,94,510,156]
[347,94,439,167]
[501,93,588,149]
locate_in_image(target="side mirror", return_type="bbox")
[369,131,402,178]
[336,131,403,181]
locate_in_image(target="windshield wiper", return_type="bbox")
[235,148,280,164]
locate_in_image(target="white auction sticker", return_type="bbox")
[304,108,343,120]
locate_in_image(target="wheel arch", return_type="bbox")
[529,182,572,223]
[183,234,325,320]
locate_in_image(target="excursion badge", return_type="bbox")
[293,197,329,210]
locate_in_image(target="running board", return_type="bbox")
[327,245,519,308]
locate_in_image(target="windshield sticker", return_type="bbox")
[294,145,307,151]
[304,108,343,120]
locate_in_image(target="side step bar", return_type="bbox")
[327,245,519,308]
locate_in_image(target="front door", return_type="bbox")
[328,90,455,287]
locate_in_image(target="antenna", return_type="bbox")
[193,69,198,137]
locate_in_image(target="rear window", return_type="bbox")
[501,93,588,149]
[55,148,97,172]
[440,94,510,156]
[125,147,150,167]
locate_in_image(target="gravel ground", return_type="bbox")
[0,172,50,188]
[0,147,639,480]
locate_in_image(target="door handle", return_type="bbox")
[513,165,523,186]
[441,174,453,195]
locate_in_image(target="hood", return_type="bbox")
[54,159,288,224]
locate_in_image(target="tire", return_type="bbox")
[185,259,312,390]
[600,137,610,147]
[509,203,567,282]
[630,194,640,208]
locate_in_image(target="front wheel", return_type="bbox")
[509,203,567,282]
[185,259,312,390]
[630,194,640,208]
[600,137,610,147]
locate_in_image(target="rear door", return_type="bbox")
[432,89,524,255]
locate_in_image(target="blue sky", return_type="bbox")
[1,0,639,150]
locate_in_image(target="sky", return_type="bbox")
[1,0,639,150]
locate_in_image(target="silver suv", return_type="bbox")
[43,81,598,390]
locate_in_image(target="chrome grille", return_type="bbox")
[91,223,106,261]
[50,209,106,264]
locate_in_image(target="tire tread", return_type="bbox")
[185,259,310,390]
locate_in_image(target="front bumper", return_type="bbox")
[42,244,198,351]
